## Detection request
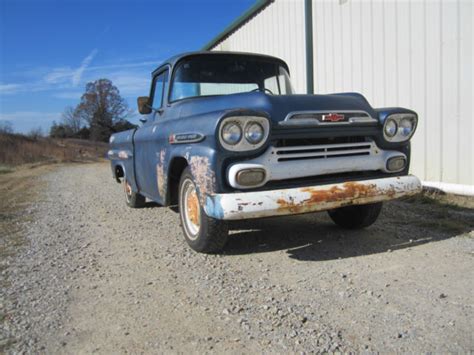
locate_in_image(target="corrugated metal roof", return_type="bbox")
[202,0,274,50]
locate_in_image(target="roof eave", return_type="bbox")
[202,0,274,50]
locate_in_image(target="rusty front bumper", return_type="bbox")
[204,175,422,220]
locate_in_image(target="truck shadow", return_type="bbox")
[224,197,474,261]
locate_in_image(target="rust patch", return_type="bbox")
[277,182,379,214]
[189,156,216,203]
[386,186,397,198]
[156,149,166,198]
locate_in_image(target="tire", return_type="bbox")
[327,202,383,229]
[123,178,146,208]
[178,167,228,253]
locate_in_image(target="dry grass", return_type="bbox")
[0,133,108,167]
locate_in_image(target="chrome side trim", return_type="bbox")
[108,149,133,160]
[169,133,205,144]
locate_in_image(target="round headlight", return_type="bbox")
[384,119,398,138]
[245,122,264,144]
[399,117,414,137]
[221,122,242,145]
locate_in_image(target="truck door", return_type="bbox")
[133,69,168,202]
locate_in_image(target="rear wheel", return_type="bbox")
[179,167,228,253]
[328,202,383,229]
[123,178,146,208]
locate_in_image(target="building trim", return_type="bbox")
[305,0,314,94]
[202,0,274,50]
[422,181,474,197]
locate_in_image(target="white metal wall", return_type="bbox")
[211,0,308,94]
[211,0,474,186]
[313,0,473,186]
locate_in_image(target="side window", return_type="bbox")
[151,70,168,109]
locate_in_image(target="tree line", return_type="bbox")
[50,78,136,142]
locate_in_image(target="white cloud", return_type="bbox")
[72,49,98,86]
[87,61,158,71]
[53,91,84,99]
[1,56,160,98]
[0,83,22,94]
[107,72,150,97]
[43,67,75,84]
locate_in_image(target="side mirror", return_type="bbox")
[137,96,152,114]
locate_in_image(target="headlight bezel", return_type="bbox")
[218,115,270,152]
[383,113,417,143]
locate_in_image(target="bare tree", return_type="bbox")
[76,79,130,141]
[0,120,14,134]
[28,127,44,140]
[61,106,82,134]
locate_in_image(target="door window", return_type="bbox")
[151,70,168,109]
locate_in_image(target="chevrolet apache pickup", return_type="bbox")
[108,51,422,253]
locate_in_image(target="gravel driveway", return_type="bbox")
[2,162,473,353]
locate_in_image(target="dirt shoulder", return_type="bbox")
[1,163,473,353]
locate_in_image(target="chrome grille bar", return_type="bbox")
[275,141,374,161]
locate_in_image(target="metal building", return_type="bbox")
[204,0,474,195]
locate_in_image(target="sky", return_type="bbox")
[0,0,255,133]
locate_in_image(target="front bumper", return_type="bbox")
[204,175,422,220]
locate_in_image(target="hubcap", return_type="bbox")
[183,180,200,239]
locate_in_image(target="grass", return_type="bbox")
[0,165,14,175]
[0,133,108,168]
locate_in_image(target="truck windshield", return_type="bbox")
[170,55,294,102]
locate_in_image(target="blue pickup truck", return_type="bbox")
[108,51,421,253]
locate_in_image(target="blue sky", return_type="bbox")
[0,0,254,133]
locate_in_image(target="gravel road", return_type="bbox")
[2,162,474,353]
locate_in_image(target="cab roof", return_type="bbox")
[152,51,290,77]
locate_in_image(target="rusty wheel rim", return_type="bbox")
[183,179,200,239]
[124,180,132,202]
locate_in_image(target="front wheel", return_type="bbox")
[179,167,228,253]
[328,202,383,229]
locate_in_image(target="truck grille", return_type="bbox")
[275,141,374,162]
[287,111,373,122]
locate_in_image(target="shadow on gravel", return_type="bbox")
[224,197,474,261]
[142,201,163,209]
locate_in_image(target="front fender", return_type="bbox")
[166,146,220,205]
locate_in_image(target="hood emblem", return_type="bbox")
[322,113,345,122]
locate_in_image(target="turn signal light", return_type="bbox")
[386,156,406,172]
[236,168,266,187]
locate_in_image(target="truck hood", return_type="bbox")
[174,92,378,125]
